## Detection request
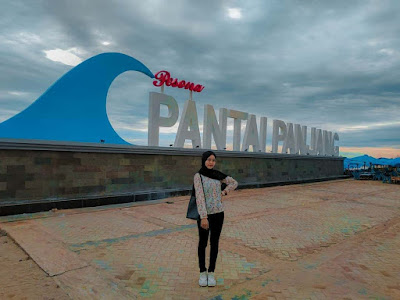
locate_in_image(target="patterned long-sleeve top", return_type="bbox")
[194,173,238,219]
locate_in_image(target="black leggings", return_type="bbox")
[197,212,224,273]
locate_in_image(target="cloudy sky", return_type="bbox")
[1,0,399,158]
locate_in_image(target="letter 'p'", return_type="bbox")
[148,92,179,146]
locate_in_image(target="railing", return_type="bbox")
[346,165,399,184]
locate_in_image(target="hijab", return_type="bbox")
[198,151,228,181]
[191,151,228,197]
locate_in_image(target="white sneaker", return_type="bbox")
[207,272,216,287]
[199,271,207,287]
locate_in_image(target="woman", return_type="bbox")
[194,151,238,287]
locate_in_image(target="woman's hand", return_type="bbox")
[200,218,209,230]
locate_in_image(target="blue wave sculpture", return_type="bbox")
[0,52,154,144]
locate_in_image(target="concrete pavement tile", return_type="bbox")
[75,229,268,299]
[53,265,135,300]
[1,179,399,299]
[1,221,88,276]
[36,209,163,244]
[0,235,70,300]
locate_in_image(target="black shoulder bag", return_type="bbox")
[186,174,204,220]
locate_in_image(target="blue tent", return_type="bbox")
[344,155,400,169]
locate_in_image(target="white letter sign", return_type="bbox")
[242,114,260,152]
[174,100,201,148]
[148,92,179,147]
[147,91,340,156]
[203,104,226,150]
[272,119,287,153]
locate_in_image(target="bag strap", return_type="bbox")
[195,173,205,198]
[191,173,206,198]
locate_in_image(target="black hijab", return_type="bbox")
[191,151,228,197]
[198,151,228,180]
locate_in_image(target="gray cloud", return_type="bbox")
[0,0,399,154]
[340,123,400,148]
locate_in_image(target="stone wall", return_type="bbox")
[0,139,344,215]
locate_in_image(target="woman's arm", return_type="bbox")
[194,173,208,219]
[221,176,238,195]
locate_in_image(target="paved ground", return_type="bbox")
[0,179,399,299]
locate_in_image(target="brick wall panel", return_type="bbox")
[0,147,344,205]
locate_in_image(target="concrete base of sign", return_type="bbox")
[0,139,345,216]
